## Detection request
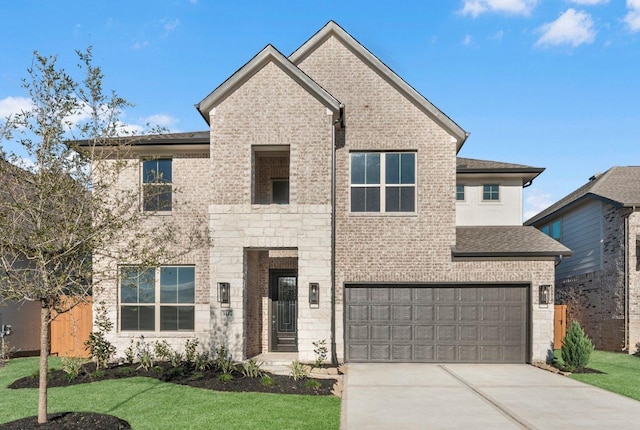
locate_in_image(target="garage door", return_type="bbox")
[344,285,528,363]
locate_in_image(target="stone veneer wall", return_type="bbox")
[209,60,335,361]
[296,35,556,363]
[556,203,627,351]
[94,153,212,357]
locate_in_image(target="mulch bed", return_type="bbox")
[5,362,337,429]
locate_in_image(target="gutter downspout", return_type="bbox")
[330,105,343,365]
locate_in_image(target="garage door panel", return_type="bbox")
[371,325,390,340]
[460,305,478,321]
[392,325,412,340]
[371,288,390,302]
[392,344,412,361]
[371,344,391,360]
[345,285,528,363]
[414,305,434,321]
[393,305,412,321]
[349,305,369,320]
[437,305,456,320]
[415,325,434,340]
[371,305,390,320]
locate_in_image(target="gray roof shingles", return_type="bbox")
[453,226,572,257]
[526,166,640,225]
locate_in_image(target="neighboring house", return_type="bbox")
[526,167,640,352]
[96,21,570,364]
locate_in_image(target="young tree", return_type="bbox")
[0,49,206,423]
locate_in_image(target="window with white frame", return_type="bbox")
[120,266,195,331]
[482,184,499,201]
[350,152,416,213]
[456,184,465,201]
[142,159,172,211]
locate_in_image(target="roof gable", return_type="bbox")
[196,44,341,123]
[457,157,544,185]
[290,21,468,150]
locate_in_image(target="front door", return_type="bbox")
[269,270,298,352]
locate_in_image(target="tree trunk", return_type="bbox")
[38,305,50,424]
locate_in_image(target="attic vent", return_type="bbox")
[589,172,602,181]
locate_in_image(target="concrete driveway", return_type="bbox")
[341,363,640,429]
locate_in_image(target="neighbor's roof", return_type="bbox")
[289,21,468,151]
[453,226,572,258]
[526,166,640,225]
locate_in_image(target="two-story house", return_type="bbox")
[527,167,640,352]
[95,22,570,364]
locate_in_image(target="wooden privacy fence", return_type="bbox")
[554,304,567,349]
[50,296,93,358]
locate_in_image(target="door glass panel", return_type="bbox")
[277,276,297,333]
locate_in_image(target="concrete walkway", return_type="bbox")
[341,363,640,429]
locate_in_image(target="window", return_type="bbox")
[350,152,415,213]
[541,219,562,242]
[120,266,195,331]
[482,184,499,201]
[272,179,290,204]
[456,185,465,201]
[142,159,172,211]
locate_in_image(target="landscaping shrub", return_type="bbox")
[241,358,264,378]
[289,360,307,381]
[61,357,85,380]
[561,321,594,371]
[312,339,328,368]
[85,301,116,369]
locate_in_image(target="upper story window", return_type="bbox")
[253,147,290,205]
[541,219,562,242]
[120,266,195,332]
[350,152,416,213]
[482,184,499,201]
[456,185,465,201]
[142,159,172,211]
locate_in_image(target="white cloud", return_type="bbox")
[0,96,32,118]
[463,34,473,45]
[133,40,149,50]
[460,0,538,17]
[162,18,181,33]
[535,9,596,47]
[141,114,180,128]
[523,189,554,221]
[566,0,608,4]
[490,30,505,40]
[625,0,640,32]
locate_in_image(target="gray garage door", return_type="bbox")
[345,285,528,363]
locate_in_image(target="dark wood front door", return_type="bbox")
[270,270,298,352]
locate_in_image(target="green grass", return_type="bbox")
[554,349,640,401]
[0,357,341,429]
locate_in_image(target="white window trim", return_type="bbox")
[119,265,196,333]
[349,151,417,214]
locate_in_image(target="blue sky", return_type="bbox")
[1,0,639,219]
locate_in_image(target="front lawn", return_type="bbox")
[555,350,640,401]
[0,357,341,429]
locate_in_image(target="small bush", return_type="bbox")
[241,358,264,378]
[289,360,308,381]
[260,375,275,387]
[136,337,154,371]
[305,378,321,390]
[115,367,134,377]
[312,339,328,368]
[561,321,595,371]
[61,357,85,379]
[214,346,236,374]
[154,340,173,362]
[218,372,233,383]
[184,338,200,364]
[193,352,210,371]
[124,339,136,364]
[85,301,116,369]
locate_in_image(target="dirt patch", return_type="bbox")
[8,361,338,396]
[1,412,130,429]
